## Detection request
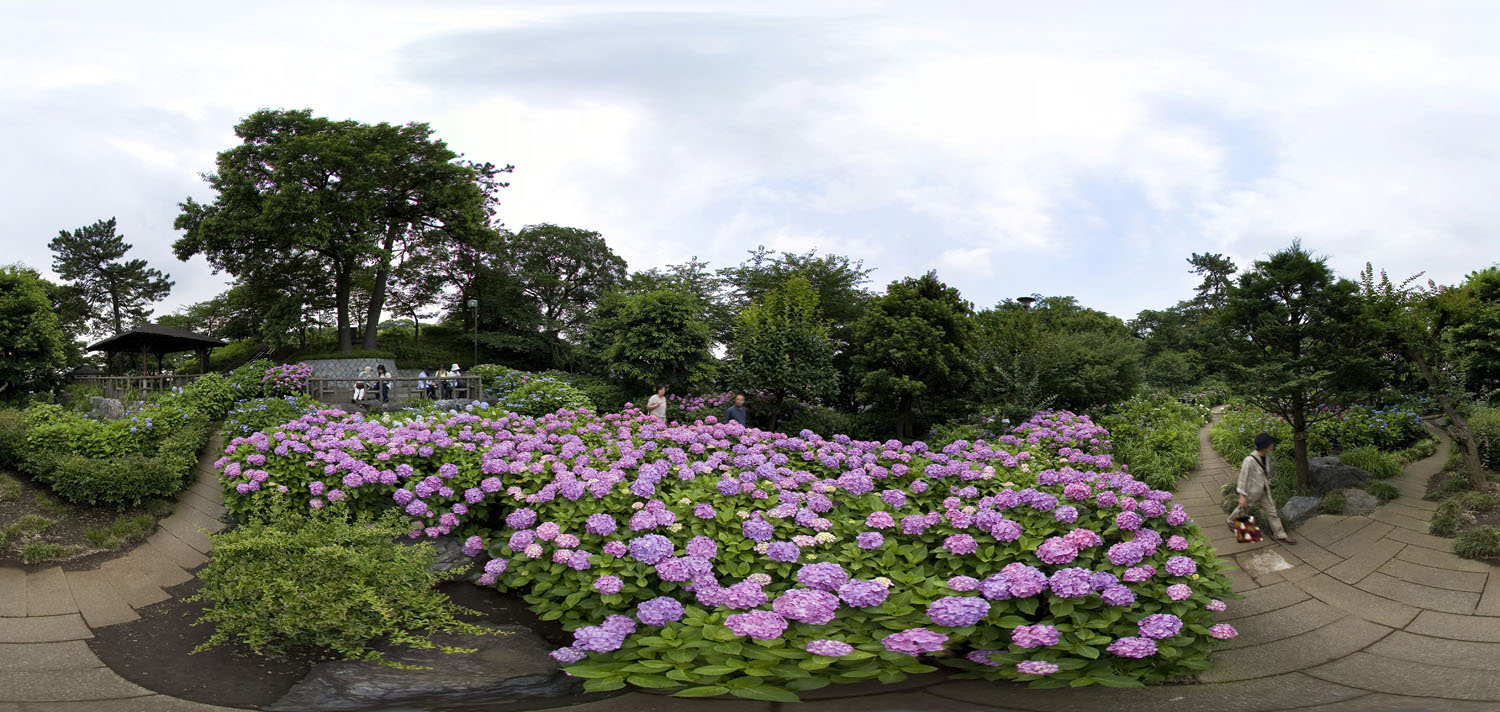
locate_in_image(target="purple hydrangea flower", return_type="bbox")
[725,610,788,640]
[856,532,884,549]
[1167,584,1192,601]
[628,534,674,564]
[1010,624,1060,648]
[572,626,625,653]
[806,639,854,657]
[773,588,841,625]
[944,534,978,555]
[1206,599,1227,612]
[1122,566,1154,583]
[1137,613,1183,640]
[967,649,1000,667]
[1107,541,1145,567]
[1165,555,1197,577]
[1210,623,1238,639]
[1115,511,1143,531]
[766,541,801,563]
[507,508,537,530]
[947,575,979,592]
[1016,660,1060,675]
[585,513,617,536]
[685,536,717,559]
[990,519,1023,542]
[594,575,623,594]
[1107,636,1158,658]
[462,536,483,557]
[1167,535,1189,550]
[550,647,587,663]
[1100,584,1136,606]
[926,596,990,627]
[881,627,948,656]
[837,579,889,608]
[637,596,686,626]
[1049,568,1095,598]
[798,562,850,592]
[724,581,769,609]
[1036,537,1079,565]
[742,519,774,541]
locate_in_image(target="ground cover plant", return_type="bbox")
[215,406,1238,699]
[1095,393,1209,491]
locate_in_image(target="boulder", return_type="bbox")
[397,536,472,576]
[1279,496,1322,528]
[431,399,479,412]
[1341,487,1381,516]
[1308,456,1374,494]
[89,397,126,421]
[268,625,579,712]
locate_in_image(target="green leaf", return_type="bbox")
[675,685,730,698]
[730,685,801,702]
[627,674,680,689]
[692,665,738,676]
[582,678,626,693]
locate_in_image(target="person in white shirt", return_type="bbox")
[1228,432,1297,545]
[646,384,668,419]
[353,365,374,403]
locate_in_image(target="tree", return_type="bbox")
[509,224,628,369]
[174,109,495,353]
[731,277,838,428]
[974,297,1143,412]
[623,258,731,338]
[1360,264,1489,489]
[582,289,715,394]
[1448,268,1500,400]
[49,217,173,336]
[852,272,975,439]
[1188,252,1237,310]
[1214,243,1378,490]
[0,265,68,400]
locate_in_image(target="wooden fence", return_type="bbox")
[70,374,200,400]
[304,376,484,405]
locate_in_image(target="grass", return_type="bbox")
[1395,438,1439,465]
[1320,490,1347,514]
[0,473,20,502]
[4,514,56,540]
[1362,481,1401,502]
[83,513,157,551]
[1431,491,1498,537]
[33,491,68,515]
[20,541,82,565]
[1337,446,1403,479]
[1455,527,1500,560]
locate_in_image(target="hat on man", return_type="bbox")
[1253,433,1276,451]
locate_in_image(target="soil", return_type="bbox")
[0,469,173,569]
[89,577,570,710]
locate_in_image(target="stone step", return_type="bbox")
[1307,650,1500,702]
[0,640,103,672]
[0,666,150,702]
[0,614,92,643]
[64,569,139,628]
[0,567,25,617]
[1198,616,1392,683]
[25,567,77,617]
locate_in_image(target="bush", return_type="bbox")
[1319,491,1346,514]
[1394,438,1438,465]
[497,377,594,417]
[1362,481,1400,502]
[261,362,314,398]
[223,395,322,439]
[1454,527,1500,560]
[1471,406,1500,471]
[1096,394,1207,491]
[189,512,491,665]
[0,408,27,469]
[1431,491,1497,537]
[1210,403,1425,462]
[217,407,1236,697]
[1336,446,1402,479]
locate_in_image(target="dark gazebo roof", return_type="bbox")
[87,324,227,355]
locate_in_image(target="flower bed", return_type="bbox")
[1210,402,1426,461]
[215,408,1236,699]
[1095,394,1209,491]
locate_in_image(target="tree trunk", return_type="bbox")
[412,310,421,342]
[897,393,914,441]
[1410,349,1487,488]
[362,224,402,351]
[335,262,353,353]
[1291,400,1312,490]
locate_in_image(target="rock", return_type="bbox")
[90,397,126,420]
[398,536,472,576]
[268,624,579,712]
[1279,495,1322,528]
[1341,487,1381,515]
[431,398,479,412]
[1308,456,1374,494]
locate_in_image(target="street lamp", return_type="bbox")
[468,299,479,367]
[1017,296,1036,311]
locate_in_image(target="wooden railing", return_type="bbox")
[71,374,201,400]
[304,376,484,405]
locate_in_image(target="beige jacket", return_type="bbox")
[1237,453,1272,498]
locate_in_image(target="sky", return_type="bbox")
[4,0,1499,324]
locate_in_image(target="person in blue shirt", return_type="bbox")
[725,393,748,426]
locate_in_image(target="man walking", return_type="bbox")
[1228,432,1297,545]
[725,393,748,426]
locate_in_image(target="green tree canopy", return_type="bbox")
[508,223,628,369]
[0,265,68,400]
[1214,242,1379,489]
[49,217,173,336]
[1188,252,1237,309]
[582,289,715,395]
[852,271,975,439]
[731,277,838,427]
[975,296,1143,413]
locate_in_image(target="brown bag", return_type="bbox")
[1233,516,1264,543]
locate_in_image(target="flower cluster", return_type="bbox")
[261,362,315,398]
[216,406,1237,696]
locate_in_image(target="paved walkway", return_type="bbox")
[0,433,231,711]
[5,418,1499,711]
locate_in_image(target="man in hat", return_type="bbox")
[1228,432,1297,545]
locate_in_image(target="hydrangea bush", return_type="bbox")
[1210,402,1426,460]
[217,407,1236,699]
[261,362,315,398]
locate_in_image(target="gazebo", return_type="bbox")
[87,324,227,375]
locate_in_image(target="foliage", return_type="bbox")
[509,223,629,369]
[1141,352,1201,393]
[1213,242,1382,490]
[261,362,314,398]
[0,265,69,401]
[853,272,976,439]
[1430,491,1497,537]
[1209,403,1425,462]
[1448,268,1500,400]
[48,217,173,336]
[0,408,29,469]
[1454,527,1500,560]
[730,277,839,426]
[975,297,1142,414]
[223,395,323,439]
[1361,481,1400,502]
[1469,406,1500,472]
[84,513,157,551]
[1335,446,1403,480]
[498,378,595,418]
[1096,394,1208,491]
[218,407,1236,697]
[583,289,715,394]
[189,511,491,665]
[1319,491,1346,514]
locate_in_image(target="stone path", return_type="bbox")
[6,418,1500,711]
[0,433,232,712]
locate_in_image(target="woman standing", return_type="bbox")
[1228,433,1298,545]
[646,384,668,420]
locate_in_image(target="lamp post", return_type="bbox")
[1017,296,1036,311]
[468,299,479,367]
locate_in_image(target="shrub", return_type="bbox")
[1097,394,1206,491]
[1454,527,1500,560]
[223,395,322,439]
[1394,438,1438,465]
[1362,481,1400,502]
[1431,491,1497,537]
[261,362,314,398]
[1319,491,1346,514]
[217,407,1237,697]
[1210,403,1425,462]
[0,408,27,468]
[497,378,594,417]
[189,512,491,665]
[84,513,156,550]
[1472,407,1500,471]
[21,541,76,565]
[0,473,20,502]
[1336,447,1402,480]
